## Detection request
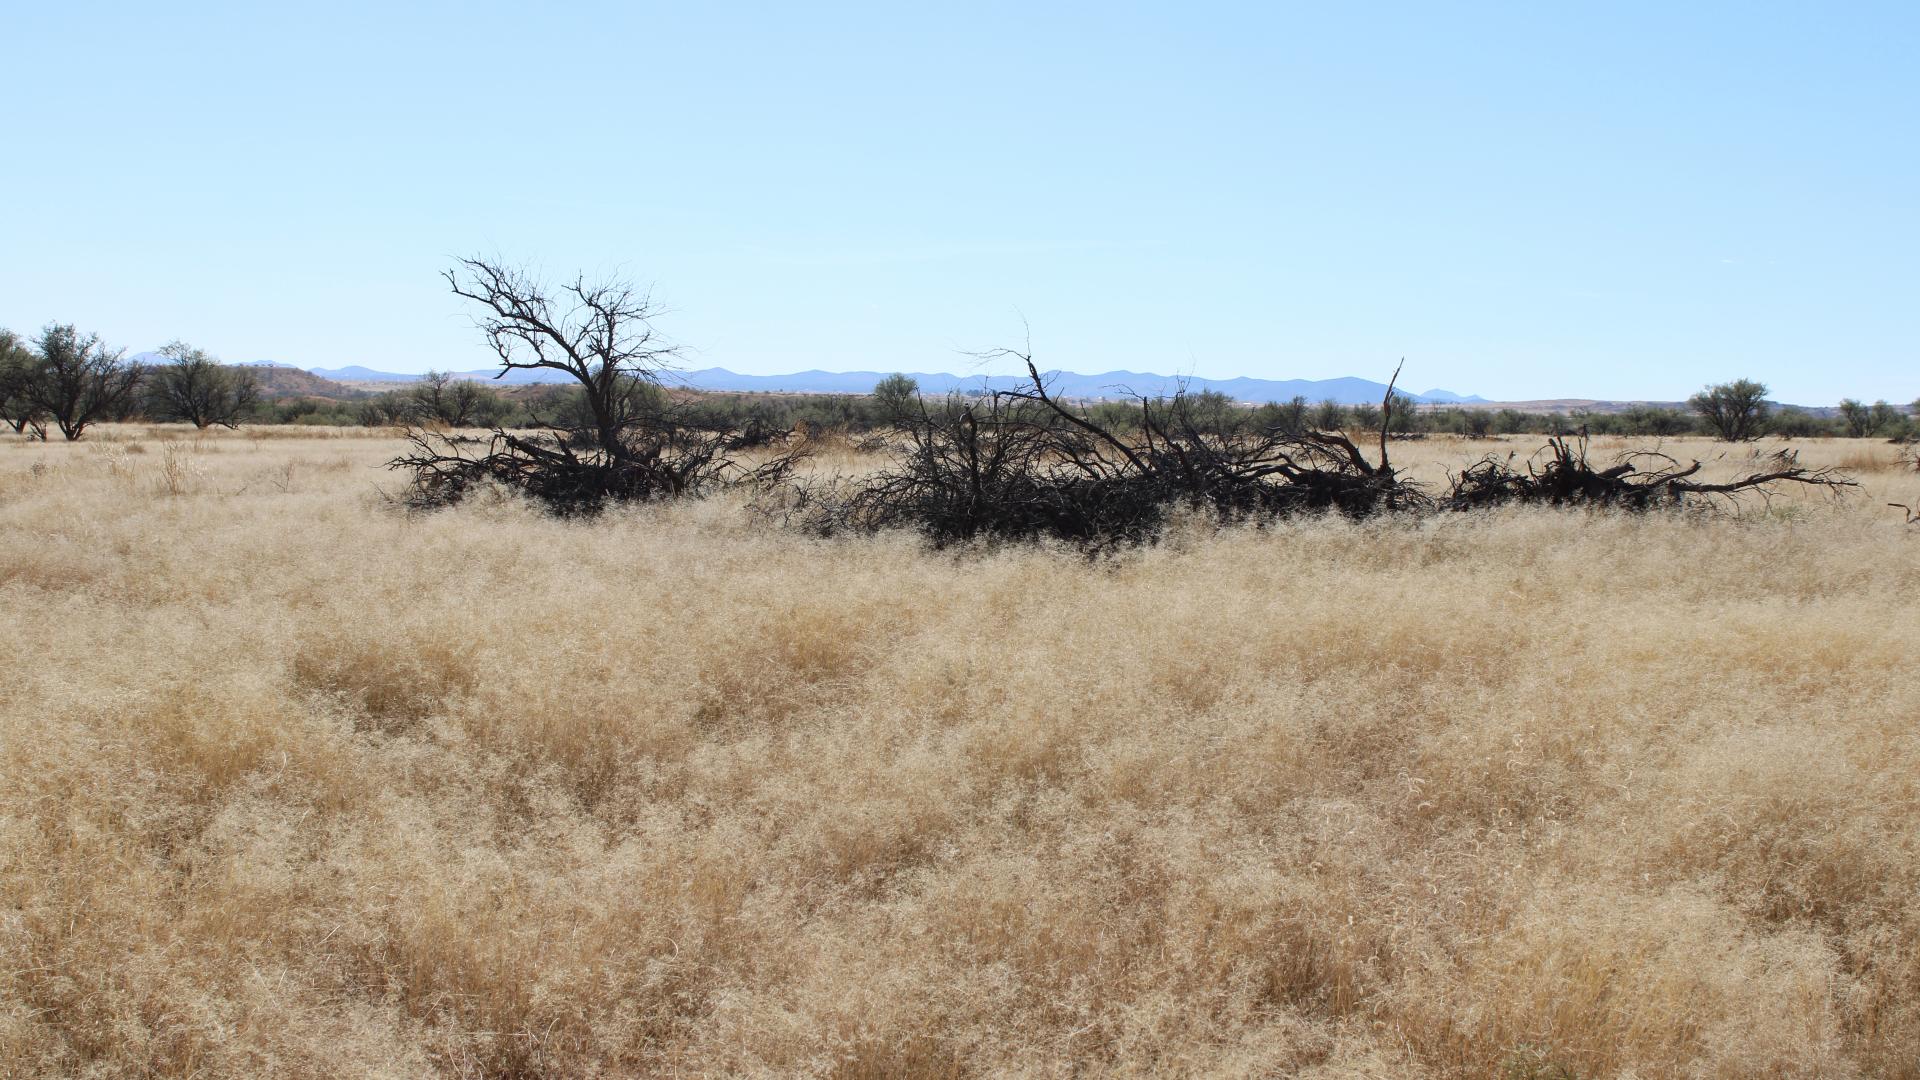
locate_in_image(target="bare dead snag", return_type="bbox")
[1378,358,1402,475]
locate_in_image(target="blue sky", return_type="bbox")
[3,2,1914,403]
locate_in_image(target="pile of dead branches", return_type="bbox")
[1445,436,1854,511]
[794,355,1428,548]
[391,420,796,516]
[803,393,1166,548]
[1117,388,1427,520]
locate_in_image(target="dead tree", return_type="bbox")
[444,257,678,456]
[389,258,797,514]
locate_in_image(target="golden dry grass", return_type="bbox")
[2,428,1917,1078]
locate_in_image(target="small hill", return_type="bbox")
[241,364,368,400]
[128,355,367,401]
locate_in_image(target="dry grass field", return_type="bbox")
[3,427,1918,1078]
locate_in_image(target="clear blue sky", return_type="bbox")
[3,1,1914,403]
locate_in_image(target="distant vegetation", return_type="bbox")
[3,319,1914,443]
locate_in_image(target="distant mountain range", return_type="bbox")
[302,364,1487,405]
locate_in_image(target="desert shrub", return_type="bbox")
[1690,378,1771,441]
[1492,408,1531,435]
[19,324,144,441]
[1836,398,1904,440]
[144,343,258,429]
[260,398,364,426]
[1768,407,1832,439]
[402,370,511,427]
[870,372,919,421]
[1433,407,1493,438]
[1617,405,1696,437]
[1252,395,1311,434]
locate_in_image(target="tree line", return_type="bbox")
[0,324,551,437]
[1,326,272,438]
[2,321,1913,442]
